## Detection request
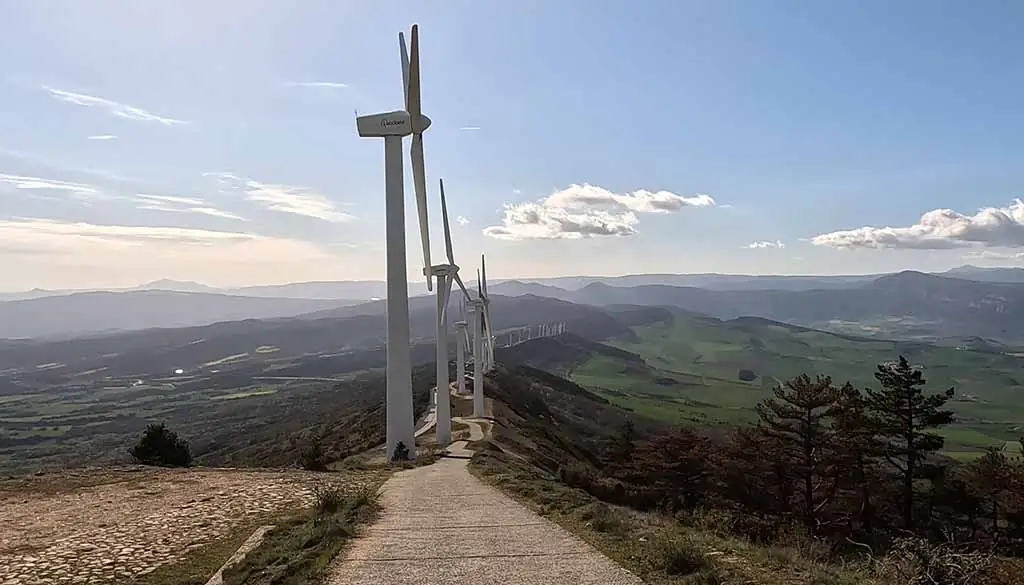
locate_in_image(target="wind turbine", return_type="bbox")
[426,178,471,446]
[355,24,432,461]
[454,300,469,395]
[479,255,495,372]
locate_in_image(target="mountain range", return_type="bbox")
[5,266,1024,342]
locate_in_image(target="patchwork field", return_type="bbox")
[568,311,1024,456]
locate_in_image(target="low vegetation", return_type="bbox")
[471,362,1024,584]
[221,480,381,585]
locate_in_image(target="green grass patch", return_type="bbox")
[222,482,381,585]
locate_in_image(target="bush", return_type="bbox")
[391,441,410,462]
[647,533,711,576]
[737,369,757,382]
[129,423,192,467]
[300,437,328,471]
[876,537,994,585]
[311,482,345,516]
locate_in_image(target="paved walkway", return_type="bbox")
[326,418,642,585]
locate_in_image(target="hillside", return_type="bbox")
[502,271,1024,344]
[470,364,1024,584]
[0,291,350,339]
[500,311,1024,457]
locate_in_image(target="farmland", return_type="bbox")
[567,311,1024,457]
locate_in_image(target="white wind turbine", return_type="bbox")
[454,298,469,395]
[355,24,433,461]
[479,255,495,372]
[426,178,471,446]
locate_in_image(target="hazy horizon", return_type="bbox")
[0,263,1011,295]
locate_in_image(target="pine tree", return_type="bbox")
[755,373,841,530]
[965,447,1016,541]
[833,382,883,535]
[864,355,954,530]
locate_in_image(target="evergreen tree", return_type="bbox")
[755,374,841,530]
[833,382,884,534]
[864,355,954,530]
[129,423,192,468]
[965,447,1017,541]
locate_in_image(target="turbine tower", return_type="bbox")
[426,179,471,446]
[355,24,432,461]
[470,272,486,417]
[454,305,468,395]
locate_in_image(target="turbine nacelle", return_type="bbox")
[356,111,431,138]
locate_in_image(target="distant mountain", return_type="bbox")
[522,272,886,291]
[0,291,348,339]
[538,271,1024,344]
[0,295,648,375]
[942,265,1024,284]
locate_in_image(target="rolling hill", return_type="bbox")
[496,271,1024,344]
[499,309,1024,457]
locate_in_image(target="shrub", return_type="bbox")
[647,533,711,576]
[129,423,192,467]
[311,482,345,517]
[391,441,410,462]
[876,537,994,585]
[738,369,757,382]
[300,436,328,471]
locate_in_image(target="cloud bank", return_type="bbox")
[484,183,715,240]
[813,200,1024,250]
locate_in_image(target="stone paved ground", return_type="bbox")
[0,467,369,585]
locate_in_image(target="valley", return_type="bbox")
[7,269,1024,474]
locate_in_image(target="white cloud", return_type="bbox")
[136,193,205,206]
[0,172,98,196]
[457,216,470,226]
[0,218,338,288]
[483,183,715,241]
[44,87,188,126]
[813,200,1024,250]
[286,81,349,89]
[188,207,246,221]
[459,126,482,131]
[134,194,244,221]
[86,135,117,140]
[205,172,352,223]
[746,240,785,249]
[963,249,1024,261]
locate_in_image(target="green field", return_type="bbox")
[569,312,1024,455]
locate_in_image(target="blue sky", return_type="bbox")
[1,0,1023,290]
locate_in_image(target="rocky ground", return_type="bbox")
[0,466,373,585]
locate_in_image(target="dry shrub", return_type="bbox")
[876,537,993,585]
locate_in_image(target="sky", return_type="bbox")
[1,0,1024,291]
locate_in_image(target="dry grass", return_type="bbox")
[469,441,880,585]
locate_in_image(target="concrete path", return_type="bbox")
[326,419,641,585]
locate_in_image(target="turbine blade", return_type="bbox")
[453,271,471,301]
[481,254,488,298]
[407,24,421,122]
[477,268,482,298]
[411,133,431,289]
[439,178,455,265]
[399,31,410,110]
